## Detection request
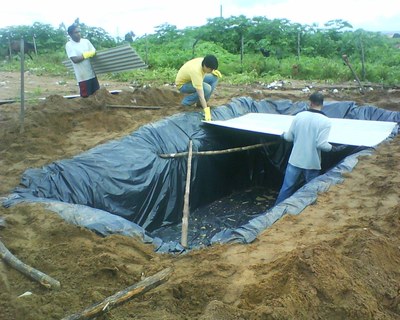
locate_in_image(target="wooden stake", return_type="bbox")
[0,240,60,289]
[159,141,278,159]
[19,38,25,134]
[181,140,193,248]
[61,267,172,320]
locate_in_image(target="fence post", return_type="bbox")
[19,38,25,133]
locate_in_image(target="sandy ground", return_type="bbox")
[0,71,400,320]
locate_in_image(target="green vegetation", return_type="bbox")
[1,17,399,86]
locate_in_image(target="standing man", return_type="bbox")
[275,92,333,205]
[175,55,221,121]
[65,24,100,98]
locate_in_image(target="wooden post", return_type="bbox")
[7,37,12,60]
[145,35,149,65]
[19,38,25,133]
[297,30,301,59]
[240,33,244,72]
[359,38,366,80]
[32,35,38,55]
[181,140,193,248]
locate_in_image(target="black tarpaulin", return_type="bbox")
[3,97,399,252]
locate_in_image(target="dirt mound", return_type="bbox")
[0,86,188,195]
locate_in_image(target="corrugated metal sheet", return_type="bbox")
[63,44,147,74]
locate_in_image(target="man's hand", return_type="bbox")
[82,51,96,59]
[212,70,222,78]
[204,107,211,121]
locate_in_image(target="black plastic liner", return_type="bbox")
[3,97,399,253]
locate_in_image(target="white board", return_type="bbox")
[204,113,397,147]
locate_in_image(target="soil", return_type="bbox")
[0,71,400,320]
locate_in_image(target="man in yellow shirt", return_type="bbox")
[175,55,221,121]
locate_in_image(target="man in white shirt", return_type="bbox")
[65,24,100,97]
[275,92,333,205]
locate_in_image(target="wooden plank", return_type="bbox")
[61,267,172,320]
[62,90,122,99]
[0,99,16,105]
[106,105,162,110]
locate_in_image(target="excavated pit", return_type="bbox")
[3,97,398,252]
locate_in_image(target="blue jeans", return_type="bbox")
[275,163,320,205]
[179,74,218,106]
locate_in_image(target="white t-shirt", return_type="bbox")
[65,38,96,82]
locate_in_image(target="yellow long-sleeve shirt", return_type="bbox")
[175,57,205,89]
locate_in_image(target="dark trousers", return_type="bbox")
[79,77,100,97]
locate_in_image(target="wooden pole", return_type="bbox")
[62,267,172,320]
[19,38,25,133]
[342,54,364,93]
[181,140,193,248]
[0,240,60,289]
[240,33,244,72]
[7,37,12,60]
[106,105,161,110]
[32,35,38,56]
[159,141,278,159]
[360,38,366,80]
[297,30,301,59]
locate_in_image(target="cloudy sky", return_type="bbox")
[1,0,399,37]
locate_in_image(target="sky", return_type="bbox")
[1,0,400,38]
